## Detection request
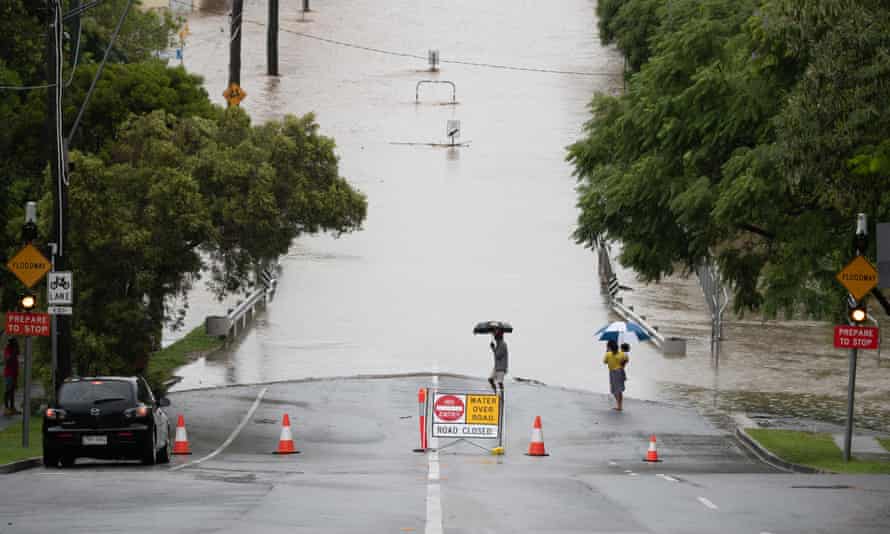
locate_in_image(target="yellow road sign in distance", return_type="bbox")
[837,255,878,300]
[466,394,499,425]
[223,83,247,106]
[6,244,51,288]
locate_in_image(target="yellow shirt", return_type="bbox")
[603,350,628,371]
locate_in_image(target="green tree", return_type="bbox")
[569,0,890,318]
[54,109,366,378]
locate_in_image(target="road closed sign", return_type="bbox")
[432,392,499,439]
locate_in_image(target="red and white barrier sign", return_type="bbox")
[431,392,500,439]
[834,325,879,350]
[5,312,51,337]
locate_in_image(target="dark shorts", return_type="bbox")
[609,369,625,394]
[4,376,14,390]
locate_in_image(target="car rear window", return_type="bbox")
[58,381,134,404]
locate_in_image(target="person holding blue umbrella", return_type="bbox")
[602,339,628,411]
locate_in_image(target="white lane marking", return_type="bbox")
[428,451,440,481]
[425,482,443,534]
[170,386,268,472]
[425,369,442,534]
[697,496,719,510]
[656,474,679,482]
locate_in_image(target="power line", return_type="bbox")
[169,0,614,77]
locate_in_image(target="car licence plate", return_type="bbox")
[82,435,107,446]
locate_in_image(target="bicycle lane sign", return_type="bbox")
[47,271,73,305]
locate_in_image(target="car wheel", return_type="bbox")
[142,429,157,465]
[42,449,59,468]
[60,455,75,468]
[156,437,171,464]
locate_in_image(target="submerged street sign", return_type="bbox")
[6,244,51,288]
[431,392,500,439]
[836,255,878,300]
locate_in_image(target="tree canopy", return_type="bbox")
[1,1,367,381]
[570,0,890,319]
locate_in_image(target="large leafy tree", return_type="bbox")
[2,1,367,381]
[55,108,366,376]
[570,0,890,318]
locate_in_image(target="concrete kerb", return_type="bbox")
[0,457,41,474]
[732,413,826,474]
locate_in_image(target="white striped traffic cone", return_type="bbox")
[172,414,192,455]
[525,416,549,456]
[274,414,300,454]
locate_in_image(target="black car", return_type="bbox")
[43,376,173,467]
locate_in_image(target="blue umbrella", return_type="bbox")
[595,320,652,344]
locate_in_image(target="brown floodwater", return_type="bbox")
[165,0,890,432]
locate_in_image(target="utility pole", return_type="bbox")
[267,0,279,76]
[229,0,244,89]
[46,0,71,392]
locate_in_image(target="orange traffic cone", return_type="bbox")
[274,414,300,454]
[172,414,192,455]
[525,416,549,457]
[643,434,661,462]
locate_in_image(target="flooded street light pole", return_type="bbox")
[229,0,244,89]
[267,0,279,76]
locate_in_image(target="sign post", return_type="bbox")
[835,214,876,462]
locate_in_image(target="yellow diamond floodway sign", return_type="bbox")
[836,255,878,300]
[6,244,51,288]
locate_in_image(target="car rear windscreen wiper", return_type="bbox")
[92,397,127,404]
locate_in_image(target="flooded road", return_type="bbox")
[168,0,890,430]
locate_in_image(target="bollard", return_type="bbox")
[413,387,428,452]
[302,0,310,12]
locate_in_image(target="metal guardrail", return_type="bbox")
[596,241,670,350]
[205,264,278,339]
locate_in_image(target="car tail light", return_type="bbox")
[45,408,67,420]
[56,433,74,439]
[124,406,150,419]
[118,431,134,437]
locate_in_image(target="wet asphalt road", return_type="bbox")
[2,376,889,533]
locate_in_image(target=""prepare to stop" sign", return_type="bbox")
[834,325,879,350]
[431,392,500,439]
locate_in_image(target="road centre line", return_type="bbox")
[426,370,443,534]
[170,386,269,472]
[656,474,679,482]
[697,496,719,510]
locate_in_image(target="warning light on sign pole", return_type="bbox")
[849,300,867,324]
[20,293,36,311]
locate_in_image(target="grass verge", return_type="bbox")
[0,417,42,465]
[879,438,890,453]
[146,325,224,394]
[747,428,890,474]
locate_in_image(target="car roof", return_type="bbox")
[63,376,139,384]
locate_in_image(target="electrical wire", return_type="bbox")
[67,0,134,146]
[168,0,614,77]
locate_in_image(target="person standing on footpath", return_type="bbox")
[603,339,628,411]
[4,338,21,415]
[488,328,508,395]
